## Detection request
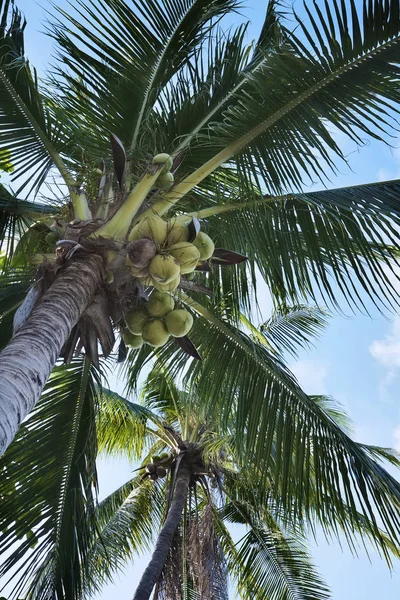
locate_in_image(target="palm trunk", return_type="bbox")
[133,463,191,600]
[0,254,103,456]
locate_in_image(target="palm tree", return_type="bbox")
[2,0,400,457]
[1,307,400,599]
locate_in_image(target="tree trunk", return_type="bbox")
[0,254,103,456]
[133,463,191,600]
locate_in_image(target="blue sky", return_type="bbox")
[13,0,400,598]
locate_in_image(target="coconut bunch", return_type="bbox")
[142,452,171,482]
[125,213,215,293]
[123,290,193,349]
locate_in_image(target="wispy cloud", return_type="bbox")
[369,317,400,398]
[289,359,328,395]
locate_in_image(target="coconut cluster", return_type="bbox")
[144,452,170,481]
[125,213,215,292]
[123,290,194,348]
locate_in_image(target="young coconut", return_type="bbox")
[150,254,180,284]
[156,466,167,478]
[193,232,215,261]
[157,171,174,190]
[153,153,173,173]
[170,242,200,274]
[147,290,175,317]
[128,215,168,245]
[123,330,144,349]
[165,309,194,337]
[127,238,157,268]
[142,319,170,347]
[125,307,149,335]
[166,221,190,245]
[152,274,180,293]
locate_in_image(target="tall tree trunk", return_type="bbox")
[133,463,191,600]
[0,254,103,456]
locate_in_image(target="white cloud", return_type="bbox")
[289,359,328,395]
[369,317,400,368]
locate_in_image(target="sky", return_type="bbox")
[9,0,400,598]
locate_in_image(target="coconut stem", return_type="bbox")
[71,189,92,221]
[93,164,165,240]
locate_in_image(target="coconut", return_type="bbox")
[156,466,167,478]
[45,231,59,246]
[150,254,180,284]
[129,262,150,278]
[147,290,175,317]
[152,274,180,293]
[166,221,190,246]
[142,318,170,347]
[153,153,173,172]
[127,238,157,268]
[165,309,194,337]
[125,307,149,334]
[193,232,215,261]
[123,330,144,349]
[170,242,200,274]
[128,215,168,245]
[157,172,174,190]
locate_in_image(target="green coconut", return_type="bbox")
[170,242,200,274]
[45,231,59,246]
[153,153,173,172]
[157,171,174,190]
[128,215,168,245]
[165,309,194,337]
[142,318,170,347]
[166,222,190,245]
[152,274,180,293]
[147,290,175,317]
[123,330,144,348]
[193,232,215,261]
[125,307,149,334]
[150,254,180,283]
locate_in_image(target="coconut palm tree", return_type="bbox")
[2,307,400,600]
[2,0,400,456]
[2,0,400,594]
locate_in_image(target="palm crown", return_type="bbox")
[2,0,400,598]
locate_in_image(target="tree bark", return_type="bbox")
[133,463,191,600]
[0,254,103,456]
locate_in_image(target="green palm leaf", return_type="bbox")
[0,357,99,600]
[260,304,329,358]
[0,1,75,194]
[49,0,242,160]
[220,501,330,600]
[82,476,164,598]
[191,178,400,311]
[140,301,400,559]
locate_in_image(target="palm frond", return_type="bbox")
[194,0,400,192]
[220,499,330,600]
[193,178,400,312]
[82,475,164,599]
[141,300,400,559]
[260,304,329,358]
[48,0,242,161]
[96,386,156,461]
[0,357,99,600]
[0,266,33,349]
[0,1,73,194]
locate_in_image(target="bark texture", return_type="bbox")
[133,463,191,600]
[0,254,103,456]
